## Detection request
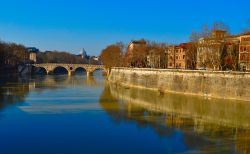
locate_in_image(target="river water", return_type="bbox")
[0,72,250,154]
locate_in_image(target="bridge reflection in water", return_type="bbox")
[28,75,102,91]
[100,84,250,154]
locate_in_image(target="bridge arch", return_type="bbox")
[92,67,109,76]
[74,67,87,75]
[53,66,69,75]
[92,67,105,74]
[34,67,48,75]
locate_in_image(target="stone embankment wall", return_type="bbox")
[108,68,250,101]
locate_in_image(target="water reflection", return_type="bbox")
[0,74,250,153]
[100,84,250,153]
[0,77,30,110]
[0,75,102,113]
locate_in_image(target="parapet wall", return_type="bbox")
[108,68,250,101]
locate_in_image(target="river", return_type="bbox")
[0,72,249,154]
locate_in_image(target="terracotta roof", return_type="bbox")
[179,43,192,49]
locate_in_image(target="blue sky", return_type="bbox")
[0,0,249,55]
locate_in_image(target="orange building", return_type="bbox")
[167,43,189,69]
[126,39,147,67]
[239,32,250,71]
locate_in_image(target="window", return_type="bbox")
[179,63,181,67]
[169,63,172,66]
[176,56,178,59]
[244,47,247,52]
[183,55,185,59]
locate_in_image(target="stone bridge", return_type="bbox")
[32,63,107,76]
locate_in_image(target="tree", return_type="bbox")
[194,22,231,70]
[186,42,197,69]
[212,21,230,34]
[146,41,168,68]
[0,41,28,67]
[36,51,87,64]
[201,24,211,38]
[100,44,123,68]
[131,44,147,67]
[221,43,239,71]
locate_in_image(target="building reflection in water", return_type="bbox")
[99,84,250,154]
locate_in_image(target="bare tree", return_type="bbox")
[201,24,211,38]
[186,42,197,69]
[221,43,239,70]
[212,21,230,34]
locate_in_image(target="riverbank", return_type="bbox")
[108,67,250,102]
[0,64,32,78]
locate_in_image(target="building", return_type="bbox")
[197,30,240,70]
[167,43,189,69]
[146,49,161,68]
[27,47,39,63]
[126,39,147,67]
[197,30,226,70]
[176,43,189,69]
[167,45,177,69]
[128,39,147,54]
[239,32,250,71]
[80,48,88,59]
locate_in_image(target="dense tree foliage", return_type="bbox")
[100,40,168,68]
[100,44,123,68]
[0,41,29,73]
[37,51,88,64]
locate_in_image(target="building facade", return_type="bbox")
[27,47,39,63]
[126,39,147,67]
[197,30,240,70]
[127,39,147,57]
[197,30,226,70]
[146,49,161,68]
[167,44,188,69]
[239,33,250,71]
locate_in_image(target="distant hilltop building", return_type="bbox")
[27,47,39,63]
[80,48,88,59]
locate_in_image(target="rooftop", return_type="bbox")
[27,47,39,53]
[130,39,147,45]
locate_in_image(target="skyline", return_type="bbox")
[0,0,250,55]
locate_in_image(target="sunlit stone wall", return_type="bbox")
[109,68,250,101]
